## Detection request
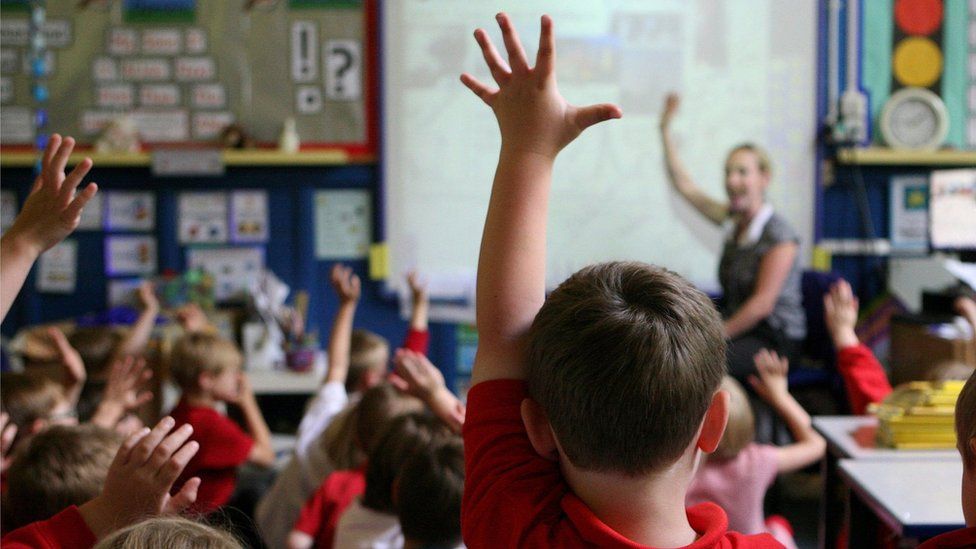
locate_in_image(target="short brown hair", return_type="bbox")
[0,372,64,429]
[363,412,454,513]
[712,377,754,461]
[68,327,123,378]
[3,424,123,530]
[169,332,242,391]
[396,436,464,546]
[526,262,726,475]
[347,329,389,393]
[957,371,976,468]
[93,516,241,549]
[323,383,422,470]
[728,143,773,177]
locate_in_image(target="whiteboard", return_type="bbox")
[382,1,816,320]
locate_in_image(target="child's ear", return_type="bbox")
[520,398,558,461]
[697,389,730,453]
[197,372,213,392]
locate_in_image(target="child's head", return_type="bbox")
[363,412,454,513]
[3,424,122,531]
[712,376,754,461]
[0,372,75,436]
[957,371,976,526]
[323,383,423,470]
[347,329,390,393]
[68,327,123,379]
[93,516,242,549]
[395,436,464,547]
[526,261,727,475]
[170,332,243,399]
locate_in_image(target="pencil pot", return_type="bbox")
[285,349,316,372]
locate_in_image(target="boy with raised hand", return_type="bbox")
[460,13,779,547]
[1,416,201,548]
[1,134,98,322]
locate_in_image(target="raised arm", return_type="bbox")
[749,350,825,473]
[325,264,360,385]
[462,14,621,383]
[658,94,727,225]
[723,241,797,338]
[0,135,98,322]
[115,282,160,359]
[234,373,275,467]
[393,348,465,433]
[48,327,86,408]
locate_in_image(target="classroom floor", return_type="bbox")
[777,471,821,549]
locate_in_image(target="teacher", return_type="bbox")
[658,93,805,381]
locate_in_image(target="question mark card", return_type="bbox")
[325,39,360,101]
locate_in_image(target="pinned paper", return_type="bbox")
[77,191,104,230]
[187,246,265,302]
[291,21,318,82]
[179,192,228,244]
[324,39,361,101]
[37,240,77,293]
[230,190,269,243]
[811,245,832,273]
[1,190,17,233]
[106,235,157,276]
[142,29,182,55]
[369,242,389,280]
[107,28,138,56]
[314,189,371,259]
[106,191,155,231]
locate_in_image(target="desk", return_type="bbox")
[839,458,964,545]
[814,416,957,548]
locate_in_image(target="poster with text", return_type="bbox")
[178,191,227,243]
[37,240,77,293]
[106,235,157,276]
[186,246,264,301]
[314,189,371,259]
[106,191,155,231]
[230,190,269,243]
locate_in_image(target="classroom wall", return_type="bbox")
[0,163,459,391]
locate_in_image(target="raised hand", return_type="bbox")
[48,326,86,406]
[138,281,160,312]
[406,271,427,305]
[78,417,200,538]
[394,349,465,433]
[460,13,621,159]
[749,349,790,404]
[0,413,17,475]
[175,303,208,333]
[330,264,361,304]
[91,356,154,430]
[660,93,680,131]
[823,279,859,349]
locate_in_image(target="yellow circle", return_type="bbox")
[893,37,943,87]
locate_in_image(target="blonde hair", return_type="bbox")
[347,329,390,393]
[169,332,242,391]
[0,372,65,429]
[957,371,976,468]
[4,424,123,530]
[712,376,755,461]
[93,516,241,549]
[727,143,773,177]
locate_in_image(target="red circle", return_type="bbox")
[894,0,943,35]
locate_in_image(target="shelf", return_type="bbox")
[0,149,376,168]
[836,147,976,166]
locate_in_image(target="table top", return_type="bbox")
[813,415,958,460]
[838,457,965,538]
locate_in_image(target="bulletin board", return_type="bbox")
[0,0,373,152]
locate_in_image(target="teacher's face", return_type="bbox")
[724,149,769,217]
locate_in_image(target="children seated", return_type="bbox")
[168,332,274,514]
[458,13,779,546]
[2,424,121,532]
[256,266,430,547]
[687,354,826,548]
[395,436,464,549]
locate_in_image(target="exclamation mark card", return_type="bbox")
[291,21,318,82]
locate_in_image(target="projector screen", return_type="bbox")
[382,1,816,321]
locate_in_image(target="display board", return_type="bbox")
[0,0,369,149]
[382,0,816,318]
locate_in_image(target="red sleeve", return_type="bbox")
[837,344,893,415]
[293,483,328,536]
[461,380,568,547]
[1,506,97,549]
[193,415,254,469]
[402,328,429,355]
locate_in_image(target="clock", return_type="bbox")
[879,87,949,150]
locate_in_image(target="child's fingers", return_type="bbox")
[495,13,530,74]
[132,390,154,409]
[49,136,76,185]
[534,15,555,77]
[64,182,98,221]
[460,73,497,106]
[113,426,151,469]
[59,158,94,204]
[150,424,194,474]
[573,103,623,131]
[1,418,17,454]
[747,375,762,391]
[129,417,176,466]
[40,134,62,182]
[473,28,511,85]
[388,374,409,393]
[47,327,72,357]
[165,476,200,515]
[157,440,199,488]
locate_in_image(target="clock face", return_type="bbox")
[890,99,938,148]
[880,88,949,150]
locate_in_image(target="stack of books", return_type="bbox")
[873,380,964,449]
